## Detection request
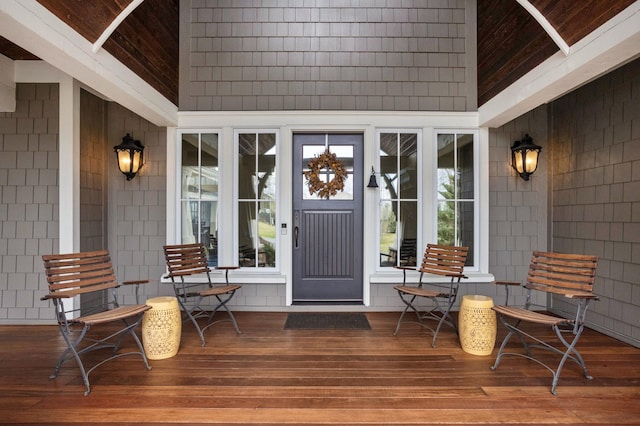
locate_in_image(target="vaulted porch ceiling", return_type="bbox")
[1,1,639,128]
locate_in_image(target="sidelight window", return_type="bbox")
[377,132,420,268]
[236,131,278,269]
[436,132,476,266]
[178,132,220,266]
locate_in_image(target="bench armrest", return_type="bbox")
[565,293,599,299]
[494,280,521,286]
[122,279,149,304]
[122,279,149,286]
[41,293,73,301]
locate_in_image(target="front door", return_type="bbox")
[292,133,364,303]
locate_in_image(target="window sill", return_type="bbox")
[160,272,286,285]
[370,271,495,284]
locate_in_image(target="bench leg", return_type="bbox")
[203,290,242,336]
[175,294,209,347]
[551,323,592,395]
[53,324,92,396]
[491,314,592,395]
[393,291,456,347]
[393,294,421,336]
[176,290,242,347]
[53,315,150,396]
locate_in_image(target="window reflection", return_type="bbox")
[180,133,219,266]
[378,132,418,267]
[437,133,474,266]
[238,132,277,268]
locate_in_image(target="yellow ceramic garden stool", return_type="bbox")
[459,295,497,356]
[142,296,182,360]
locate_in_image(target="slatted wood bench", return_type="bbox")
[41,250,151,395]
[163,243,242,347]
[392,243,469,347]
[491,250,599,395]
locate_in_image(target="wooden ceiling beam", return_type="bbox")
[93,0,144,53]
[479,2,640,128]
[517,0,570,55]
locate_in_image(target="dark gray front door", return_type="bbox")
[292,133,364,303]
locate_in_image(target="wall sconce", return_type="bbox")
[511,134,541,181]
[366,166,379,188]
[114,134,144,180]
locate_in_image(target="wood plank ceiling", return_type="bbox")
[0,0,636,109]
[477,0,636,106]
[24,0,179,106]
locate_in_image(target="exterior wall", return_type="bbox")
[181,0,474,112]
[80,90,108,252]
[106,103,169,305]
[549,58,640,346]
[487,106,549,307]
[79,90,109,312]
[0,83,58,322]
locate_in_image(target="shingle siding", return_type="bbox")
[550,58,640,344]
[181,1,472,111]
[488,105,549,308]
[0,83,58,322]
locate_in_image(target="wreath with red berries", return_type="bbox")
[304,149,348,199]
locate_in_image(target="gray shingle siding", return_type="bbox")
[181,1,473,111]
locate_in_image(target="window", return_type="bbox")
[179,132,219,266]
[376,129,478,270]
[302,143,354,200]
[377,131,420,268]
[436,132,476,266]
[236,131,278,269]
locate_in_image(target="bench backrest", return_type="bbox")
[163,243,211,279]
[526,251,598,296]
[42,250,118,297]
[419,243,468,278]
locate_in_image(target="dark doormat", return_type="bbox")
[284,313,371,330]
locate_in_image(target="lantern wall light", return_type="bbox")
[511,134,541,181]
[366,166,379,188]
[114,134,144,181]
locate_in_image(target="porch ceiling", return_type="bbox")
[0,1,639,128]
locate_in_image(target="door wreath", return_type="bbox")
[304,149,348,199]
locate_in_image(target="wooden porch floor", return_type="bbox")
[1,311,639,425]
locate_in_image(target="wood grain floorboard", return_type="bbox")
[0,312,639,424]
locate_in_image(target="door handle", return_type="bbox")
[293,210,300,249]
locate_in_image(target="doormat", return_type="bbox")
[284,313,371,330]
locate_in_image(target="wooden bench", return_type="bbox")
[491,251,599,395]
[41,250,151,395]
[393,243,469,347]
[163,243,242,347]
